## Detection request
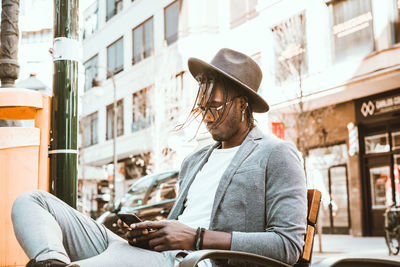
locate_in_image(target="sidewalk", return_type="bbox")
[311,234,400,266]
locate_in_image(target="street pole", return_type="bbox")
[49,0,79,208]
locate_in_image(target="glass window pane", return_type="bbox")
[107,46,114,73]
[116,39,124,72]
[364,133,390,154]
[272,12,308,84]
[117,100,124,136]
[165,1,179,45]
[107,38,124,74]
[133,26,143,64]
[92,114,98,145]
[144,19,154,58]
[106,106,113,140]
[146,173,178,204]
[83,120,91,147]
[329,166,349,227]
[106,0,115,21]
[123,176,153,208]
[369,166,390,209]
[331,0,374,63]
[84,55,98,92]
[132,87,153,132]
[83,112,98,146]
[393,131,400,150]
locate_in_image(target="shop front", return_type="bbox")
[355,88,400,236]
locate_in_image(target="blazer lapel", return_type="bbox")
[209,127,263,227]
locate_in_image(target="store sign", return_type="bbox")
[347,122,359,156]
[360,94,400,117]
[333,12,372,38]
[356,90,400,122]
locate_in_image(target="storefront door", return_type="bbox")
[306,144,350,234]
[362,124,400,236]
[327,164,350,234]
[355,89,400,236]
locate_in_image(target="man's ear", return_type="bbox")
[240,96,249,110]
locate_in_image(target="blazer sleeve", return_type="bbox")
[230,141,307,265]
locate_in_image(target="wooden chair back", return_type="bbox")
[294,189,321,267]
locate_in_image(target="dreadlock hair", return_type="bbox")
[175,72,256,138]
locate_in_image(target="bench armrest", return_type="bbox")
[178,249,292,267]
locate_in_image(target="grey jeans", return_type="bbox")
[11,190,178,267]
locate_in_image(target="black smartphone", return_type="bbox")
[118,213,142,226]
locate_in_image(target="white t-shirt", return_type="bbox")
[176,145,240,267]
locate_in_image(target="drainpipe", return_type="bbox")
[49,0,79,208]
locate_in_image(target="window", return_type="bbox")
[164,0,180,45]
[230,0,258,28]
[82,112,98,147]
[166,72,184,121]
[364,133,390,154]
[106,0,123,21]
[392,0,400,44]
[84,54,98,92]
[132,87,153,132]
[272,12,308,84]
[369,166,390,209]
[83,1,98,40]
[392,131,400,150]
[132,17,154,65]
[106,100,124,140]
[21,29,52,44]
[329,0,374,63]
[107,37,124,76]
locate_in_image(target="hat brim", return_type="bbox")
[188,57,269,113]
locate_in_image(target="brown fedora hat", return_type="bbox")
[188,48,269,113]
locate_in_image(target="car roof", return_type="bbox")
[129,169,179,188]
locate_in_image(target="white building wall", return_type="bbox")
[81,0,400,179]
[17,0,54,89]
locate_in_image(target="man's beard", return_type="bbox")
[207,112,241,142]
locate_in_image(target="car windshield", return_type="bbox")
[123,171,178,208]
[146,172,179,205]
[123,176,153,208]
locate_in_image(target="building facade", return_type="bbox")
[81,0,400,235]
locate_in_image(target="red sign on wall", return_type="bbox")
[272,122,285,140]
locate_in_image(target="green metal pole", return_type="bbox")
[49,0,79,208]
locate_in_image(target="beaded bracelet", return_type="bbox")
[195,227,206,250]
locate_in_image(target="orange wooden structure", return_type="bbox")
[0,88,51,267]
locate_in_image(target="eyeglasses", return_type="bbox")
[191,97,239,122]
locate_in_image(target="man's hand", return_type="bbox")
[129,220,196,251]
[117,219,151,249]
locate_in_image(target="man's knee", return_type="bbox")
[11,190,48,220]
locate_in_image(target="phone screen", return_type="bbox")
[118,213,142,226]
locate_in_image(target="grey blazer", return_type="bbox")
[168,127,307,265]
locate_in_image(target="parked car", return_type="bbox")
[96,169,179,236]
